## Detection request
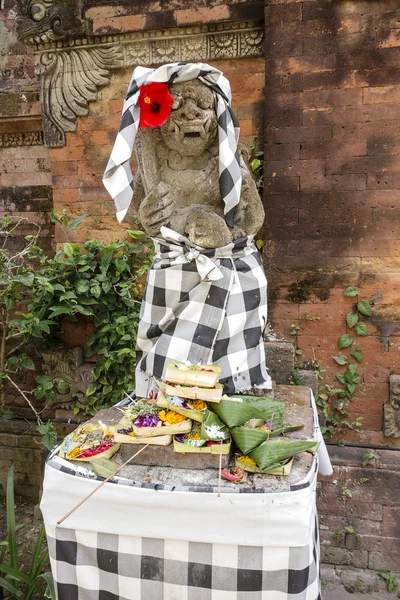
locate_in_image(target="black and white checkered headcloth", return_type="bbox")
[103,62,242,226]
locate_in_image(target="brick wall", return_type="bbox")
[317,445,400,574]
[51,57,265,245]
[264,0,400,447]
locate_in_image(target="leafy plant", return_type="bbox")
[0,467,55,599]
[19,221,153,413]
[362,451,378,467]
[249,139,264,195]
[0,216,57,448]
[378,571,399,592]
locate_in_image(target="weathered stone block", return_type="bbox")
[118,443,231,470]
[264,340,295,384]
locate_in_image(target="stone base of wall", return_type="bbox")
[0,418,74,501]
[318,445,400,573]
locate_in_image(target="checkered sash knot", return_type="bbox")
[102,62,241,226]
[136,228,271,396]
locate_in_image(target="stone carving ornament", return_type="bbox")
[384,374,400,437]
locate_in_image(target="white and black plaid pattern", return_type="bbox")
[47,516,321,600]
[135,229,271,397]
[102,62,241,225]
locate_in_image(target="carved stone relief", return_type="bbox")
[36,45,123,146]
[16,11,264,148]
[42,346,95,411]
[0,131,44,147]
[384,374,400,437]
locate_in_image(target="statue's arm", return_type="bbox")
[232,156,265,238]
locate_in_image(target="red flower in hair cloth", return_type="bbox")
[138,82,173,128]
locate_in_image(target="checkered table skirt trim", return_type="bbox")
[47,514,321,600]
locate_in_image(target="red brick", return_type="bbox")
[50,147,84,162]
[176,6,229,25]
[109,99,124,114]
[265,143,300,161]
[300,139,366,159]
[52,189,80,204]
[264,176,300,193]
[367,171,400,190]
[50,161,79,176]
[327,155,400,175]
[77,115,121,132]
[266,3,302,24]
[300,173,367,192]
[92,14,146,34]
[266,125,332,144]
[0,172,51,186]
[303,88,362,109]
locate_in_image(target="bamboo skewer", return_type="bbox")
[217,440,223,499]
[57,444,150,526]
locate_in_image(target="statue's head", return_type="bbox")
[160,80,218,157]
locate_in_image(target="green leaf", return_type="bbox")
[37,423,58,451]
[21,358,35,371]
[348,363,359,375]
[332,355,348,365]
[41,571,56,600]
[63,242,75,257]
[75,279,90,294]
[357,299,372,317]
[347,383,357,395]
[85,384,97,396]
[250,158,261,171]
[49,306,71,317]
[338,334,353,349]
[91,285,101,298]
[351,348,363,363]
[336,374,346,384]
[0,575,22,596]
[67,214,87,231]
[343,286,358,297]
[346,312,358,328]
[355,323,368,336]
[128,230,145,239]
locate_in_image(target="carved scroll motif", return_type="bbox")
[36,46,123,147]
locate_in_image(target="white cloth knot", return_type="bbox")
[185,249,223,282]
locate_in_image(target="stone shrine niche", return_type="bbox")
[131,79,265,249]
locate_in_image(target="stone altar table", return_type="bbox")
[40,385,329,600]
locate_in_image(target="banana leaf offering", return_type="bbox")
[115,400,192,439]
[212,397,284,429]
[173,421,231,454]
[249,439,320,471]
[235,454,294,476]
[157,390,207,423]
[231,422,305,454]
[59,422,120,462]
[165,361,221,388]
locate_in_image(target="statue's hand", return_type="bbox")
[186,206,233,248]
[139,182,175,237]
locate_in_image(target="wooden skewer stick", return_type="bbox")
[57,444,150,526]
[217,440,223,499]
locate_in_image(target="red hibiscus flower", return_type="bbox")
[138,82,173,128]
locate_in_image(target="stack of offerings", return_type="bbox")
[157,362,231,454]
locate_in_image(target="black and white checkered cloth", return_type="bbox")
[135,227,271,397]
[47,515,321,600]
[102,62,241,226]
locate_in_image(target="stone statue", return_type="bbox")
[42,346,95,411]
[130,80,265,248]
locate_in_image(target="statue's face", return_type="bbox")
[160,81,218,156]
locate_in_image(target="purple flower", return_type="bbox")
[134,413,160,427]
